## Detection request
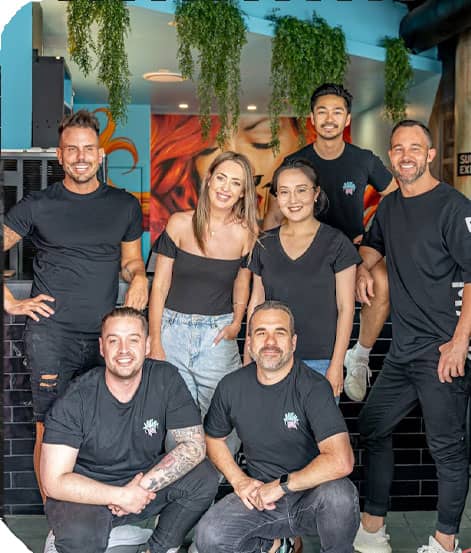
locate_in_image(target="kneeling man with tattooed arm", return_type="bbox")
[40,307,218,553]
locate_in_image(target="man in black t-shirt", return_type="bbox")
[41,307,218,553]
[3,110,148,499]
[195,301,359,553]
[353,121,471,553]
[263,84,396,403]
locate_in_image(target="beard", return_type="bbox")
[392,159,427,185]
[249,345,294,372]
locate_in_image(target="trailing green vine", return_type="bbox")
[175,0,247,148]
[268,12,349,152]
[382,37,413,122]
[67,0,131,124]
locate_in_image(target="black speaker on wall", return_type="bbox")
[32,53,68,148]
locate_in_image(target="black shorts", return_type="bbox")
[24,323,104,422]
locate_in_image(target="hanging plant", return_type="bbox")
[382,37,413,122]
[67,0,131,124]
[175,0,247,148]
[268,12,349,152]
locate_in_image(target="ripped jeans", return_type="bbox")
[24,322,104,422]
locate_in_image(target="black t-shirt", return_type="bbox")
[204,359,347,482]
[5,182,142,334]
[364,183,471,362]
[153,230,245,315]
[249,225,360,359]
[43,358,201,486]
[284,143,391,240]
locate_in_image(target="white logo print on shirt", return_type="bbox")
[283,412,300,430]
[143,418,159,437]
[465,217,471,233]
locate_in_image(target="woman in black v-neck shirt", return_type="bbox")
[149,152,258,417]
[246,159,360,398]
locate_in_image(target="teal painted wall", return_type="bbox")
[0,2,32,148]
[75,103,151,259]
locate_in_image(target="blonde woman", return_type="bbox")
[149,151,258,416]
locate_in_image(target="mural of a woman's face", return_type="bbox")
[195,115,299,216]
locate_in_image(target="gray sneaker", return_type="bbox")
[344,348,372,401]
[108,525,153,548]
[43,526,153,553]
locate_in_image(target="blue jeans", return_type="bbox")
[161,308,241,417]
[303,359,340,404]
[195,478,360,553]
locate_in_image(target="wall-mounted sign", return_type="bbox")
[457,152,471,176]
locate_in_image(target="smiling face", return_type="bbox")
[207,159,246,211]
[276,168,319,223]
[247,308,297,373]
[57,126,104,188]
[100,316,150,382]
[389,125,436,186]
[310,94,351,141]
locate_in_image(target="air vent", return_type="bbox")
[47,159,65,186]
[3,159,18,171]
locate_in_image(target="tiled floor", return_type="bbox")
[5,491,471,553]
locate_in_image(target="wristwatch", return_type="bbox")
[279,473,291,494]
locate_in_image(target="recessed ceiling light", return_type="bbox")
[143,69,185,83]
[247,104,257,111]
[178,103,189,109]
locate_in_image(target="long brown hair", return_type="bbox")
[192,151,258,254]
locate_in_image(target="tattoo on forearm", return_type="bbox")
[145,425,205,492]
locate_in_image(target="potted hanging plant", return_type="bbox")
[382,37,413,122]
[67,0,131,124]
[268,12,349,152]
[175,0,247,148]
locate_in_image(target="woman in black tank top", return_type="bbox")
[149,152,258,417]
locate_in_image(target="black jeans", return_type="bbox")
[45,459,219,553]
[195,478,360,553]
[24,323,104,421]
[359,356,471,534]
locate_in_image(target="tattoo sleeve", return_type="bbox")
[143,425,206,492]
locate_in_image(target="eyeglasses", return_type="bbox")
[277,186,315,202]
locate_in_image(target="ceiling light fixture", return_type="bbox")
[143,69,185,83]
[178,103,189,109]
[247,104,257,111]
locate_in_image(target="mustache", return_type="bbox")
[259,346,283,355]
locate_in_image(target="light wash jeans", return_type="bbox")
[161,308,241,417]
[303,359,340,404]
[195,478,360,553]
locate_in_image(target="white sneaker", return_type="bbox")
[417,536,462,553]
[344,348,372,401]
[353,523,392,553]
[43,531,57,553]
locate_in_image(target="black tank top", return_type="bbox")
[153,230,245,315]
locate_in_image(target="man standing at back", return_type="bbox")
[3,110,148,496]
[264,83,396,402]
[354,120,471,553]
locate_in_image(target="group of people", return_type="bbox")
[3,83,470,553]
